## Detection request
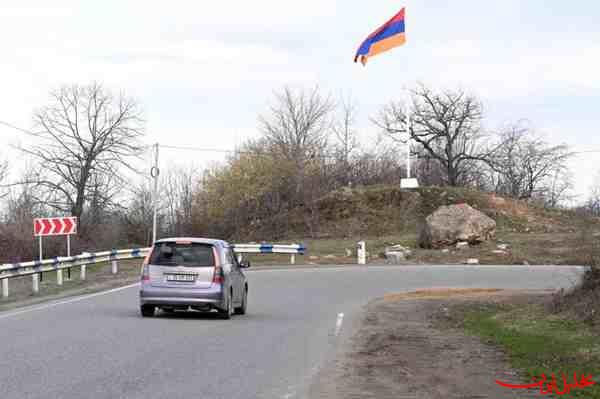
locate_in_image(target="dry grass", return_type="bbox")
[384,288,503,302]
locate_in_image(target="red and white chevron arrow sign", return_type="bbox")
[33,217,77,236]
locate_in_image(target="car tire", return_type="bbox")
[219,291,233,320]
[141,305,156,317]
[235,286,247,315]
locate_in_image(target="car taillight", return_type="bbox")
[141,249,152,282]
[212,266,224,285]
[141,265,150,282]
[211,247,223,284]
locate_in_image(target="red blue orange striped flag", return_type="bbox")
[354,7,406,65]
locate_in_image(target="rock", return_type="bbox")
[387,244,406,251]
[309,256,319,260]
[456,242,469,250]
[523,260,530,266]
[441,249,450,253]
[386,244,412,256]
[384,244,412,264]
[385,251,406,264]
[324,254,337,259]
[345,248,352,257]
[492,250,508,256]
[418,203,496,249]
[497,244,509,250]
[465,258,480,265]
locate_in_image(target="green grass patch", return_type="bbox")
[463,304,600,398]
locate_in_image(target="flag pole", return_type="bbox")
[406,101,411,179]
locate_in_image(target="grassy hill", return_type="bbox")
[246,185,600,266]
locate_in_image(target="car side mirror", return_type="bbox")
[240,260,251,269]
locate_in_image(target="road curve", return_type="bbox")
[0,265,584,399]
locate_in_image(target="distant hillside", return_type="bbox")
[247,185,589,239]
[243,185,600,266]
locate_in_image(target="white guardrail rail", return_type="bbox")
[0,243,306,298]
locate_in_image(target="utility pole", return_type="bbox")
[151,143,160,244]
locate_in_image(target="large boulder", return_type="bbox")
[418,203,496,249]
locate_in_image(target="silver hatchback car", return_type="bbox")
[139,238,250,319]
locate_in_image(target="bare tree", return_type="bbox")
[22,83,145,221]
[375,84,495,186]
[490,123,572,201]
[260,86,333,161]
[122,182,155,246]
[543,168,574,208]
[162,165,199,236]
[332,95,359,186]
[585,171,600,216]
[0,157,7,199]
[259,86,334,205]
[0,166,48,262]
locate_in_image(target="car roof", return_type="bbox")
[154,237,229,247]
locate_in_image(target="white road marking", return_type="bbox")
[0,283,140,321]
[335,312,344,336]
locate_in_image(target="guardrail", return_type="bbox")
[0,243,305,298]
[232,243,305,264]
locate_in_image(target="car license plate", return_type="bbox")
[166,274,196,282]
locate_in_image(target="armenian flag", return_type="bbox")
[354,7,406,65]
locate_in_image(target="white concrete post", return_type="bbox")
[290,254,296,265]
[32,273,39,294]
[357,241,366,265]
[111,260,118,274]
[80,264,87,280]
[2,279,8,298]
[237,254,242,264]
[57,269,63,285]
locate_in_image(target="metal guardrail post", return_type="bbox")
[80,264,86,280]
[111,260,118,274]
[57,269,63,285]
[2,279,8,298]
[32,274,39,294]
[290,254,295,265]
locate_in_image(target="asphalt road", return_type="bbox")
[0,265,586,399]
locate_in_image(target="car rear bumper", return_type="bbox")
[139,284,225,308]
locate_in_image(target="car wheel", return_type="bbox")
[235,286,247,315]
[219,291,233,320]
[141,305,155,317]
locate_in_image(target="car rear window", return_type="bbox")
[149,242,215,267]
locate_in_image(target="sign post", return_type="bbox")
[33,217,78,288]
[66,234,71,280]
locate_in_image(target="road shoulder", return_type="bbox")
[309,289,550,399]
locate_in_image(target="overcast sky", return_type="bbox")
[0,1,599,201]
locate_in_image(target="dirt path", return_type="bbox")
[309,289,549,399]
